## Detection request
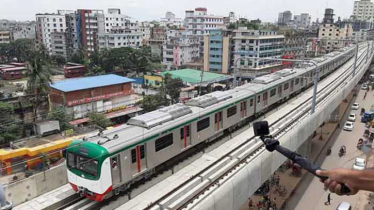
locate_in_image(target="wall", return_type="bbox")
[222,37,231,74]
[204,35,210,71]
[4,164,68,206]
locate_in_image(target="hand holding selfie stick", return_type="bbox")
[253,121,351,194]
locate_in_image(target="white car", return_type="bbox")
[362,84,368,90]
[348,113,356,122]
[343,122,354,131]
[351,103,360,110]
[336,202,351,210]
[353,158,366,170]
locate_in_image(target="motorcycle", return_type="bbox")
[357,139,364,150]
[326,147,332,156]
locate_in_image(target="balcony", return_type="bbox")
[209,57,222,62]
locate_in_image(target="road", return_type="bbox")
[285,86,373,210]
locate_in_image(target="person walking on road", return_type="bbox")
[325,193,332,205]
[364,92,367,100]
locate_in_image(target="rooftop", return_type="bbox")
[50,74,135,92]
[160,69,232,84]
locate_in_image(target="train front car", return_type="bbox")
[66,140,112,202]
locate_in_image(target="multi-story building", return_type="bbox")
[160,12,183,28]
[65,13,79,58]
[36,11,69,53]
[294,13,311,28]
[184,8,225,36]
[98,28,142,49]
[353,29,369,41]
[232,28,285,77]
[353,0,374,21]
[0,31,12,43]
[104,8,131,32]
[162,31,199,69]
[278,11,293,26]
[282,32,307,61]
[148,27,166,58]
[203,29,232,74]
[11,22,36,40]
[51,32,68,58]
[49,74,139,126]
[318,9,353,53]
[76,9,105,53]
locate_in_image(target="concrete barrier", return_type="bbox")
[4,164,67,206]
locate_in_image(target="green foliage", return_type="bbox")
[140,94,169,112]
[0,39,34,63]
[227,19,260,30]
[88,112,112,129]
[86,65,105,76]
[164,73,184,104]
[47,106,73,131]
[0,102,19,144]
[51,55,67,67]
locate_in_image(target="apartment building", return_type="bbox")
[0,19,36,40]
[0,31,12,43]
[104,8,131,32]
[98,28,142,49]
[185,8,225,36]
[160,12,183,28]
[318,23,353,53]
[353,0,374,21]
[294,13,311,28]
[278,11,293,25]
[76,9,105,53]
[51,32,68,58]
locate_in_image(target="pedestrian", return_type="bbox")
[325,193,332,205]
[364,92,367,100]
[248,198,253,208]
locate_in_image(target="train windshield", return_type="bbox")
[67,152,98,177]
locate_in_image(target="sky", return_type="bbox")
[0,0,355,22]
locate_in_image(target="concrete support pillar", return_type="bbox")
[297,136,312,160]
[329,105,340,123]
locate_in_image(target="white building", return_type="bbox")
[278,11,293,25]
[12,22,36,40]
[104,8,131,32]
[160,12,183,28]
[184,8,225,35]
[51,32,68,58]
[98,29,143,49]
[36,11,69,53]
[353,0,374,21]
[294,13,311,28]
[353,29,369,41]
[232,28,285,77]
[162,30,199,69]
[318,23,353,53]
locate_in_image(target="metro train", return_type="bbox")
[66,45,358,201]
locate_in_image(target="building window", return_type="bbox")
[227,106,237,118]
[155,133,173,152]
[197,117,210,132]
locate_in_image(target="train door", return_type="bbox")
[215,111,223,132]
[278,85,282,98]
[180,125,191,149]
[263,92,268,107]
[290,80,294,92]
[110,155,121,186]
[240,101,247,118]
[130,144,146,176]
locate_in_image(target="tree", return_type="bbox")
[51,55,67,67]
[47,106,73,131]
[27,52,53,122]
[164,73,184,104]
[0,102,19,145]
[88,112,112,129]
[86,65,105,76]
[140,94,169,112]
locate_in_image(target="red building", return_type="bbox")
[64,62,86,78]
[0,63,27,80]
[49,74,140,126]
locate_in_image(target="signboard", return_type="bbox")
[105,104,136,113]
[66,90,134,107]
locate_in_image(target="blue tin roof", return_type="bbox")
[50,74,135,92]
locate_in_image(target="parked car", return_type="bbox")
[348,113,356,122]
[353,158,366,170]
[352,103,360,110]
[362,84,368,90]
[343,122,354,131]
[336,202,351,210]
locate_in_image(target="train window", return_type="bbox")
[270,89,276,97]
[250,99,254,107]
[140,145,145,159]
[257,95,260,103]
[295,78,299,85]
[131,149,136,163]
[76,156,98,177]
[67,152,76,168]
[284,83,289,90]
[180,125,191,140]
[227,106,237,118]
[197,117,210,132]
[155,133,173,152]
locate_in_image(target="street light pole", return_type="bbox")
[353,43,358,77]
[311,66,319,114]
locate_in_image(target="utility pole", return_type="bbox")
[199,69,204,96]
[311,67,319,114]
